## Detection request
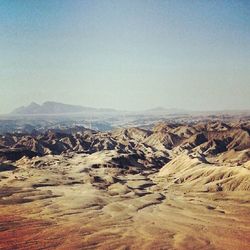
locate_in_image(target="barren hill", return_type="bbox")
[10,101,117,115]
[0,119,249,249]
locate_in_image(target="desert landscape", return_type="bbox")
[0,117,249,249]
[1,1,250,249]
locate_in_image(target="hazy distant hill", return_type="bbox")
[9,102,249,118]
[11,101,117,115]
[145,106,187,114]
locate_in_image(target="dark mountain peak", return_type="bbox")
[10,101,118,115]
[29,102,40,107]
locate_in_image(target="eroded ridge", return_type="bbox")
[0,120,250,249]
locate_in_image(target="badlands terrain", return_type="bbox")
[0,119,250,249]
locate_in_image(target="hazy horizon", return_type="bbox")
[3,100,250,116]
[1,0,250,114]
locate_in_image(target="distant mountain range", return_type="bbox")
[10,102,118,115]
[9,102,186,116]
[144,106,186,114]
[9,101,249,117]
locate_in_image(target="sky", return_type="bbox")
[0,0,250,114]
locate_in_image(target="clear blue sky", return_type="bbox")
[0,0,250,113]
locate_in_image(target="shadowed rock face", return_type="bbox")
[0,120,249,162]
[0,163,17,172]
[0,120,249,249]
[0,148,40,161]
